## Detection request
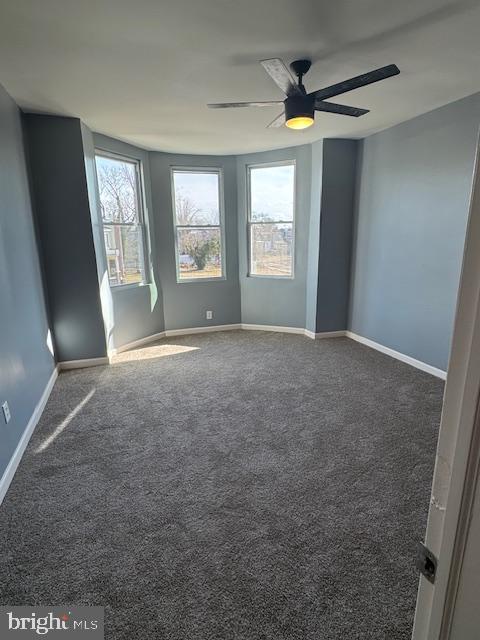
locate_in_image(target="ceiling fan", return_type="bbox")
[208,59,400,130]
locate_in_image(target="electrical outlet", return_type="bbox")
[2,401,11,424]
[206,310,213,320]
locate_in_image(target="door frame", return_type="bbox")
[412,130,480,639]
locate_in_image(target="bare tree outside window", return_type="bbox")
[172,170,224,281]
[248,163,295,277]
[95,154,147,287]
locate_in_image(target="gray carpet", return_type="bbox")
[0,331,443,639]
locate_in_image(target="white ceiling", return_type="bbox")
[0,0,479,155]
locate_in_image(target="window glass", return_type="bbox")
[172,170,224,281]
[248,163,295,277]
[95,154,147,287]
[250,222,293,277]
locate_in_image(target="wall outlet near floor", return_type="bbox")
[206,310,213,320]
[2,401,11,424]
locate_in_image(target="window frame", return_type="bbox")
[95,149,150,290]
[170,166,226,284]
[246,159,296,280]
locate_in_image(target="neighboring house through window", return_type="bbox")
[171,168,225,282]
[247,161,295,278]
[95,152,148,287]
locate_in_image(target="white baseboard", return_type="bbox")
[112,323,308,354]
[109,331,167,356]
[165,324,242,337]
[0,365,58,505]
[242,326,346,340]
[59,357,110,371]
[241,323,305,335]
[111,324,347,353]
[346,331,447,380]
[311,330,347,340]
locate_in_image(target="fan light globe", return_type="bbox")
[285,116,314,130]
[284,95,315,130]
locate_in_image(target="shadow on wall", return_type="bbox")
[94,218,164,353]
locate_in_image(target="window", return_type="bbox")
[172,168,224,282]
[247,162,295,277]
[95,152,147,287]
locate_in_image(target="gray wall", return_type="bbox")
[150,152,240,330]
[24,115,107,362]
[237,145,311,328]
[349,93,480,371]
[305,141,322,333]
[93,134,165,348]
[0,83,55,480]
[316,139,358,332]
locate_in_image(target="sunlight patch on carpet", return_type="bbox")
[35,389,96,453]
[111,344,199,364]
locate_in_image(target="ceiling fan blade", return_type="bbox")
[208,101,283,108]
[267,112,285,128]
[315,100,369,117]
[260,58,303,97]
[309,64,400,101]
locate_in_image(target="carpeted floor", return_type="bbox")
[0,331,443,639]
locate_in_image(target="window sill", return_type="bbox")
[176,276,226,284]
[247,274,294,280]
[110,282,150,291]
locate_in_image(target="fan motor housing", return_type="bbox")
[290,59,312,79]
[284,95,315,122]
